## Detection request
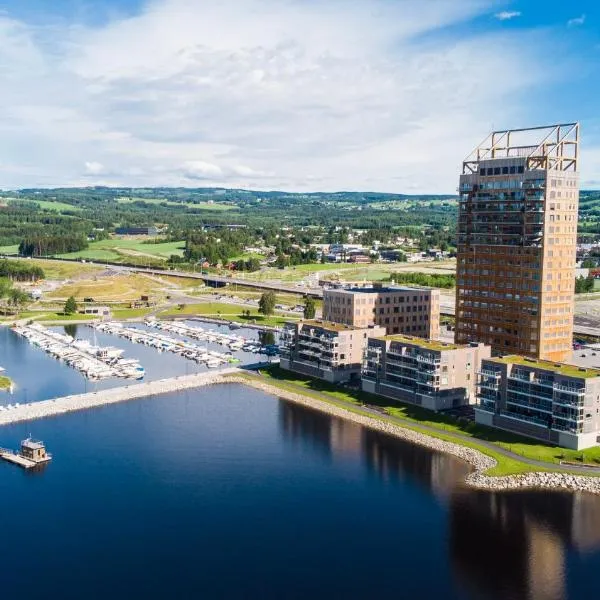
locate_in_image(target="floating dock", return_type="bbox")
[0,449,38,469]
[0,438,52,469]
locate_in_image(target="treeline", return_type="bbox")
[18,235,89,257]
[184,229,250,265]
[389,272,455,289]
[0,259,44,281]
[233,257,261,272]
[275,248,319,268]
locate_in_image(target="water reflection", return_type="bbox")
[450,490,600,600]
[63,323,78,339]
[278,399,470,496]
[278,398,600,600]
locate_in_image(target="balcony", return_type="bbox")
[478,370,501,379]
[506,387,553,404]
[417,355,440,365]
[508,372,533,383]
[553,384,585,397]
[506,399,552,415]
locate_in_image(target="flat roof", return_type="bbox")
[488,355,600,379]
[21,438,45,450]
[300,319,370,332]
[330,286,429,294]
[377,334,462,352]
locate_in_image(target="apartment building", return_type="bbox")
[476,355,600,449]
[455,123,579,362]
[279,320,386,383]
[323,285,440,339]
[362,335,491,411]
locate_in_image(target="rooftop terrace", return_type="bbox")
[489,355,600,379]
[377,334,462,352]
[333,286,423,294]
[300,320,374,333]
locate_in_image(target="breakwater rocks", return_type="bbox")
[0,368,239,427]
[467,471,600,494]
[228,376,600,496]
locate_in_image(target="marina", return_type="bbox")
[93,321,259,368]
[146,319,267,354]
[12,323,145,381]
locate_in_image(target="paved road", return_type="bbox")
[11,255,600,336]
[251,373,600,475]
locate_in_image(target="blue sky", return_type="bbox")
[0,0,598,192]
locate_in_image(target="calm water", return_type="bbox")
[0,321,271,404]
[1,336,600,599]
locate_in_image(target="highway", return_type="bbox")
[9,255,600,337]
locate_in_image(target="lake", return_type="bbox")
[1,331,600,599]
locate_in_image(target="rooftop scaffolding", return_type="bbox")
[463,123,579,174]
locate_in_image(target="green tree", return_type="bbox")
[303,296,316,319]
[8,288,29,312]
[64,295,78,315]
[258,291,276,316]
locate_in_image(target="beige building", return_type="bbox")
[323,285,440,339]
[279,320,386,383]
[362,335,490,411]
[476,355,600,449]
[455,123,579,362]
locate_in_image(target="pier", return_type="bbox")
[0,368,240,427]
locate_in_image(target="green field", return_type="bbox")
[116,197,236,211]
[9,198,82,213]
[58,239,186,262]
[159,301,301,327]
[0,245,20,255]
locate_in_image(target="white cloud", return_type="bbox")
[230,165,273,178]
[567,14,586,27]
[0,0,596,193]
[182,160,223,180]
[494,11,521,21]
[84,161,106,175]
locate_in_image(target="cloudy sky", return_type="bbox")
[0,0,598,192]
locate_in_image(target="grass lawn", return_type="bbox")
[159,302,300,327]
[28,259,103,280]
[45,274,163,302]
[57,239,186,262]
[38,313,99,322]
[254,366,600,473]
[0,245,19,255]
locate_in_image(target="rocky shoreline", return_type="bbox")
[224,375,600,495]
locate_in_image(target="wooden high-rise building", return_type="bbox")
[455,124,579,362]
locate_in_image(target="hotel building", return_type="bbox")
[323,285,440,339]
[279,320,386,383]
[455,123,579,362]
[476,355,600,449]
[362,335,490,411]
